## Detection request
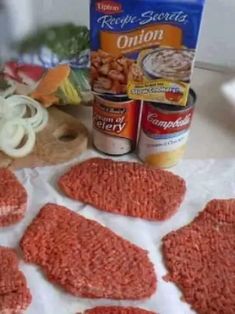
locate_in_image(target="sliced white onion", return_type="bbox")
[0,118,36,158]
[2,96,27,119]
[6,95,42,125]
[3,100,27,119]
[19,96,49,133]
[4,95,48,133]
[3,123,25,148]
[0,95,48,158]
[33,106,49,133]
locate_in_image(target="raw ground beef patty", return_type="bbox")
[82,307,156,314]
[0,168,27,227]
[0,246,32,314]
[163,199,235,314]
[58,158,186,221]
[20,203,157,299]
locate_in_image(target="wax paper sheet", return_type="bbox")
[0,150,235,314]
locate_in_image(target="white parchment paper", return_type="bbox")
[0,150,235,314]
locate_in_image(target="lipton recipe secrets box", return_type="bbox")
[90,0,205,106]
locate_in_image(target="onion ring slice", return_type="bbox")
[0,118,36,158]
[4,95,48,133]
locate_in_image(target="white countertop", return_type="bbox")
[65,67,235,159]
[187,68,235,158]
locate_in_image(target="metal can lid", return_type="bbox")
[93,92,130,103]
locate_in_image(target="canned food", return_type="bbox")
[93,94,140,156]
[138,89,196,168]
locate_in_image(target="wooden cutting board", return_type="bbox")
[0,107,89,169]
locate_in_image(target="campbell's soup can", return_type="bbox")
[138,89,196,168]
[93,95,140,156]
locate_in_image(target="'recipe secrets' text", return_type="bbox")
[97,10,189,29]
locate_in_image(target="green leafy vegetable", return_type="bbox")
[18,23,89,60]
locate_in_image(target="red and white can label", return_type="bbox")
[138,102,194,167]
[141,104,193,137]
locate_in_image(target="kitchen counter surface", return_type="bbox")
[66,67,235,159]
[187,67,235,158]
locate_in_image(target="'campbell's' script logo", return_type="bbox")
[96,1,122,15]
[147,113,191,130]
[97,10,188,29]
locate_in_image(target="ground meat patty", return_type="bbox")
[58,158,186,221]
[163,199,235,314]
[0,168,27,227]
[20,203,157,299]
[82,307,156,314]
[0,246,32,314]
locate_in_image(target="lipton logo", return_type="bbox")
[96,0,122,14]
